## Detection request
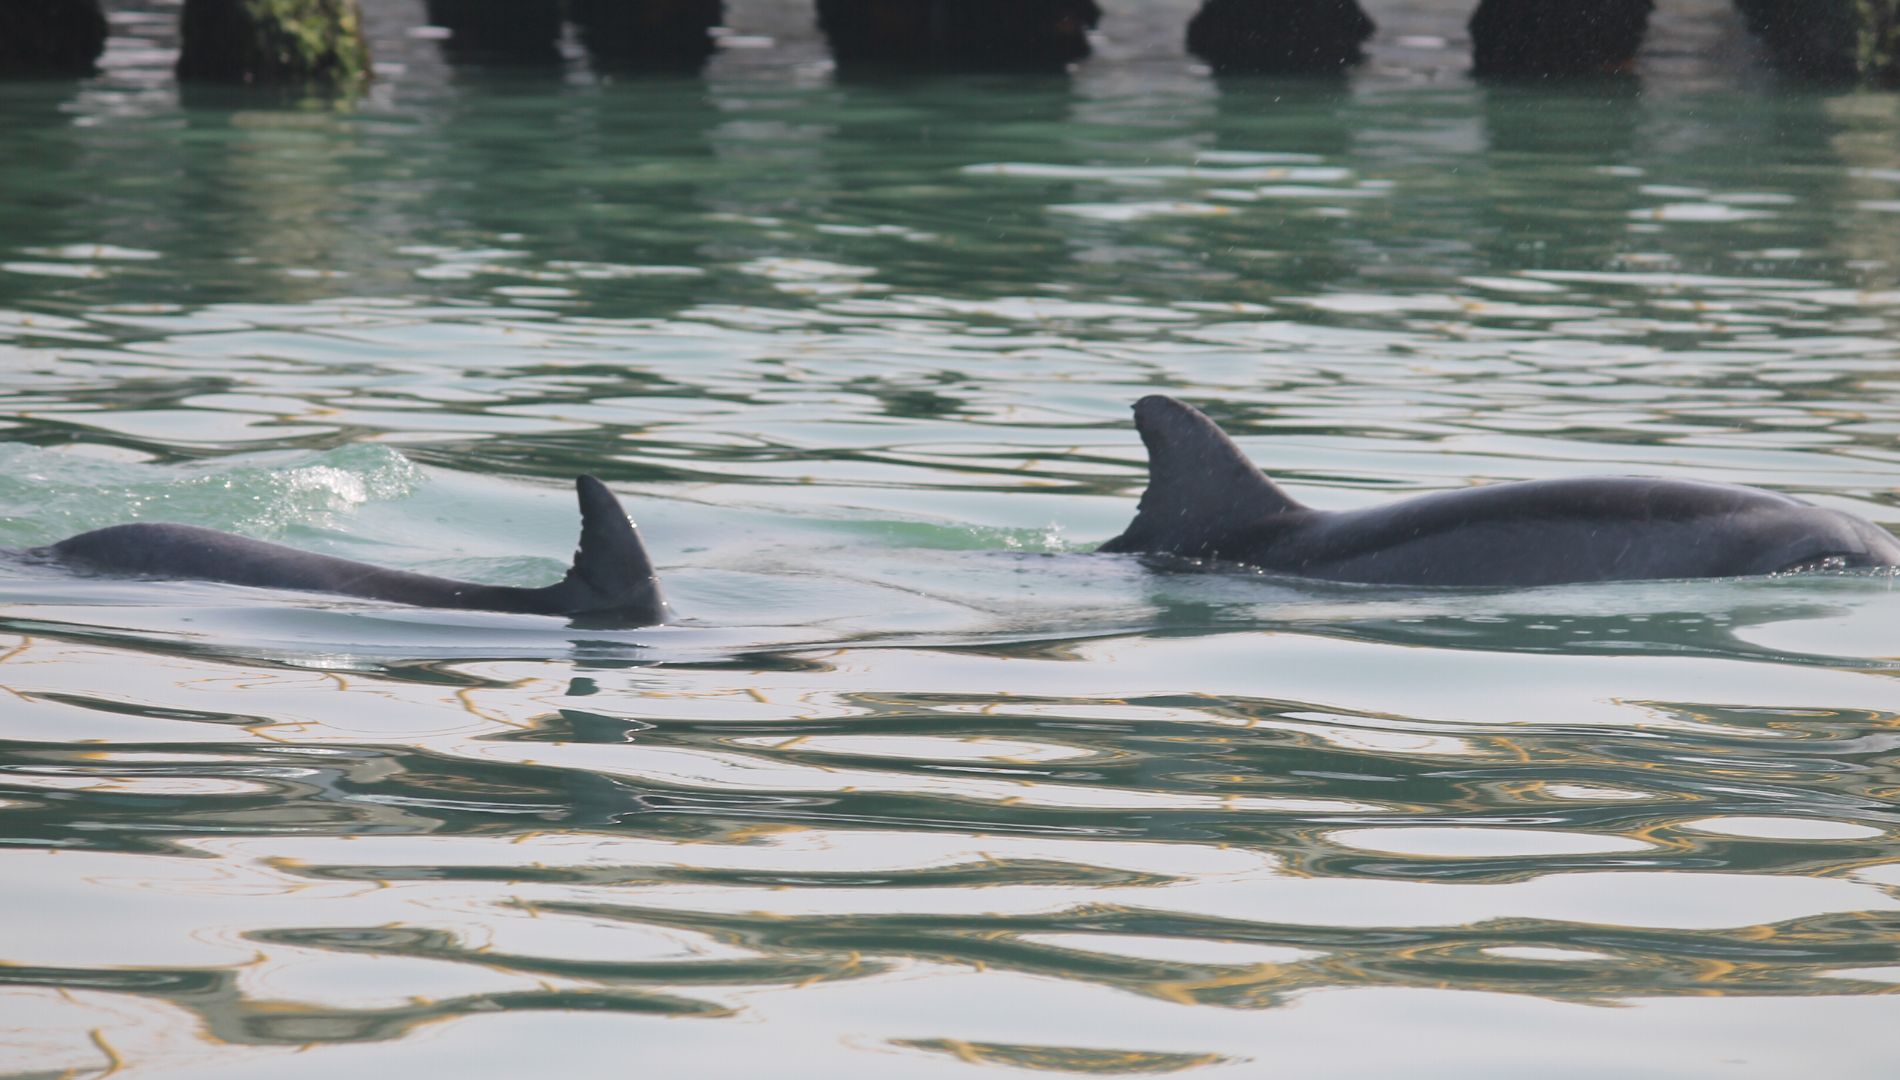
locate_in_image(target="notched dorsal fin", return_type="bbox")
[558,475,670,621]
[1099,395,1303,556]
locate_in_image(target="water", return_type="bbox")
[2,1,1899,1075]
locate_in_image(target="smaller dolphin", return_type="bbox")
[31,475,671,625]
[1099,395,1900,586]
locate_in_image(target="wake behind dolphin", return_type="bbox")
[32,475,671,626]
[1100,395,1900,586]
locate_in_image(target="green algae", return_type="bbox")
[175,0,370,88]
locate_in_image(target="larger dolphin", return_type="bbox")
[30,475,670,625]
[1099,395,1900,585]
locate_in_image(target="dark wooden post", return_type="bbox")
[175,0,370,85]
[1468,0,1654,78]
[570,0,725,72]
[1735,0,1900,82]
[816,0,1101,72]
[421,0,564,65]
[1185,0,1374,74]
[0,0,108,77]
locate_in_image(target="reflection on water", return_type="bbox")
[1,1,1899,1077]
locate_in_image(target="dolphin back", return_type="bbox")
[1097,394,1900,585]
[36,475,671,625]
[1098,394,1306,558]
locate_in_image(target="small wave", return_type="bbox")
[0,442,422,543]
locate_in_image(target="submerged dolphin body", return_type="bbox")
[34,475,671,625]
[1099,395,1900,586]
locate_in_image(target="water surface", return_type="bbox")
[1,1,1898,1075]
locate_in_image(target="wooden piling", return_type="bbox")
[1468,0,1653,78]
[1735,0,1900,82]
[175,0,370,86]
[421,0,563,65]
[1185,0,1375,75]
[0,0,109,77]
[816,0,1101,72]
[570,0,725,72]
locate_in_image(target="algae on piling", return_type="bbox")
[176,0,370,86]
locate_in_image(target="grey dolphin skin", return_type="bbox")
[1099,395,1900,586]
[34,475,671,625]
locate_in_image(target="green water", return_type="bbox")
[1,1,1898,1075]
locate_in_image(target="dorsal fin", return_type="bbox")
[555,475,671,622]
[1098,395,1304,557]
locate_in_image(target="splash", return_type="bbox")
[0,442,423,544]
[224,450,423,535]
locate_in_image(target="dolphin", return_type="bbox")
[29,475,671,625]
[1099,395,1900,585]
